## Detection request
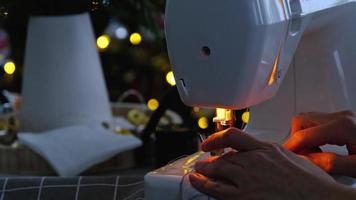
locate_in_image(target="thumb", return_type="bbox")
[307,153,356,178]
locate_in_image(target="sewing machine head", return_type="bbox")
[165,0,356,117]
[165,0,294,110]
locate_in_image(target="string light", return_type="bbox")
[193,107,200,113]
[0,6,9,18]
[130,32,142,45]
[4,61,15,75]
[97,34,111,50]
[102,0,111,7]
[198,117,209,129]
[242,111,250,124]
[147,98,159,111]
[166,71,176,86]
[115,27,128,39]
[91,0,100,11]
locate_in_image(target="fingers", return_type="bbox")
[284,117,355,153]
[201,128,269,152]
[189,172,237,199]
[305,153,356,178]
[291,115,318,134]
[306,152,339,173]
[194,155,244,184]
[291,110,355,134]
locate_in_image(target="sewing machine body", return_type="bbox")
[145,0,356,199]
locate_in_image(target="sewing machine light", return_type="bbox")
[210,108,235,156]
[213,108,234,126]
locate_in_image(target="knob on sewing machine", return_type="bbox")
[145,0,356,199]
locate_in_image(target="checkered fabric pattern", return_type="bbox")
[0,176,144,200]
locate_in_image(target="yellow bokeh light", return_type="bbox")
[147,98,159,111]
[4,61,16,75]
[242,111,250,124]
[166,71,176,86]
[130,33,142,45]
[97,34,111,50]
[198,117,209,129]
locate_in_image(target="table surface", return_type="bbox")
[0,175,145,200]
[0,167,154,200]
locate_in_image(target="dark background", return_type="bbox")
[0,0,221,133]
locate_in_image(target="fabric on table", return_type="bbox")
[18,124,142,176]
[0,176,143,200]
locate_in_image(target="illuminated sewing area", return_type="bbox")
[145,0,356,199]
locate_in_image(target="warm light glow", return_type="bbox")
[97,34,111,49]
[268,58,279,86]
[213,108,233,123]
[130,32,142,45]
[307,153,335,173]
[242,111,250,124]
[166,71,176,86]
[147,98,159,111]
[185,154,202,165]
[4,61,15,75]
[198,117,209,129]
[215,108,227,121]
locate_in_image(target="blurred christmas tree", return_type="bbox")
[0,0,244,132]
[0,0,167,98]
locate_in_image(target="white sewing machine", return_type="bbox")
[145,0,356,199]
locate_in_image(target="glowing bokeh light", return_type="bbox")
[130,32,142,45]
[4,61,15,75]
[97,34,111,49]
[166,71,176,86]
[115,27,128,39]
[198,117,209,129]
[147,98,159,111]
[242,111,250,124]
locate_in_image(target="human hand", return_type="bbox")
[189,128,346,200]
[284,111,356,177]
